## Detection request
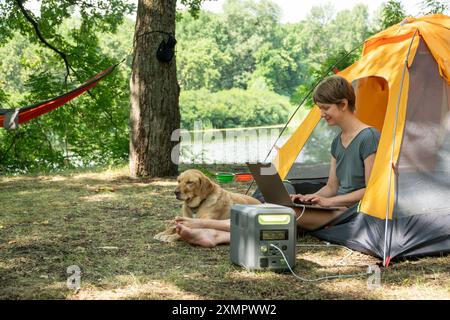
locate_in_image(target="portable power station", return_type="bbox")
[230,204,296,271]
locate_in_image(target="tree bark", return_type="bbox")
[130,0,180,178]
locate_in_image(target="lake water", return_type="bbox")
[178,120,338,165]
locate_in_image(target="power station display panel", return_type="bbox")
[260,230,288,241]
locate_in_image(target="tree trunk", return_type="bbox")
[129,0,180,178]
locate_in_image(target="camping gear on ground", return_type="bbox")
[270,14,450,266]
[230,203,296,271]
[215,172,235,183]
[234,172,253,182]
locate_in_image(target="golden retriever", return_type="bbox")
[154,169,260,242]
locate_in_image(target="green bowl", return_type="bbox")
[215,172,235,183]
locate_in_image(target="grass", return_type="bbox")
[0,164,449,300]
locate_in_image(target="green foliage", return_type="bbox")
[0,88,8,105]
[0,49,130,174]
[177,36,231,91]
[289,4,369,107]
[180,0,206,18]
[420,0,449,15]
[0,1,134,173]
[0,31,39,105]
[0,0,407,174]
[180,88,292,130]
[250,42,301,96]
[379,0,406,30]
[177,1,371,98]
[177,0,285,91]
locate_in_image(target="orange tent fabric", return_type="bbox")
[274,14,450,221]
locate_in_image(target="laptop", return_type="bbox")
[246,162,341,211]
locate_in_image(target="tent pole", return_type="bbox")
[383,29,419,267]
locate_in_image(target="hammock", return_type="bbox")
[0,65,116,130]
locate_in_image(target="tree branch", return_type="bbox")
[0,130,24,164]
[15,0,71,82]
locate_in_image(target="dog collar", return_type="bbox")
[188,198,206,212]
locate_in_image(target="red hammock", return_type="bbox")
[0,65,116,129]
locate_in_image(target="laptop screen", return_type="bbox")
[246,163,293,206]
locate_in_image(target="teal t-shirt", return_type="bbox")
[331,127,381,195]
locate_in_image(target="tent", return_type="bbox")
[272,14,450,266]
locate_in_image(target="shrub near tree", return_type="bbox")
[180,88,293,130]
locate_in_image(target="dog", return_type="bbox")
[154,169,260,242]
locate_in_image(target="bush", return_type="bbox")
[180,88,293,130]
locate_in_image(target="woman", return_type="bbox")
[174,75,380,247]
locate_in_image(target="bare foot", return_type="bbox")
[176,224,216,248]
[173,216,207,229]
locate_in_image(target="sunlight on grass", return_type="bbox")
[150,180,178,187]
[227,269,285,281]
[0,176,36,184]
[6,235,41,246]
[39,176,68,182]
[72,167,129,181]
[79,193,118,202]
[70,279,202,300]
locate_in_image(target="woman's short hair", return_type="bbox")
[313,75,356,112]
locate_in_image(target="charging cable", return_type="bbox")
[270,243,369,282]
[296,204,306,221]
